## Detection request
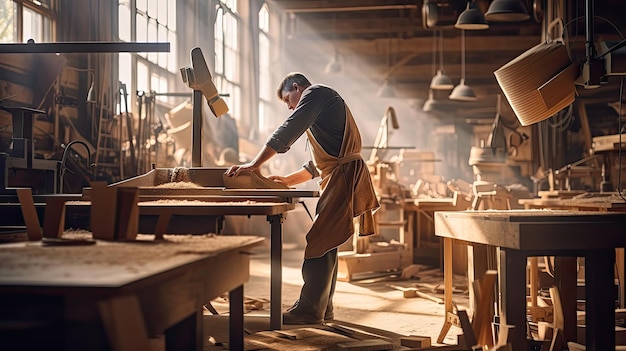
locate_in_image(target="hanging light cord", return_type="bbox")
[461,29,466,81]
[618,77,626,201]
[432,30,437,76]
[439,30,445,72]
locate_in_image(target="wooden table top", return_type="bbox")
[519,195,626,211]
[65,199,296,216]
[0,234,263,288]
[407,197,456,205]
[434,210,626,251]
[81,187,319,201]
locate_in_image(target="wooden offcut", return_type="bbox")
[115,187,139,240]
[43,197,66,238]
[222,170,289,190]
[336,338,394,350]
[90,182,139,241]
[400,335,431,348]
[337,251,404,282]
[16,188,42,241]
[90,181,117,240]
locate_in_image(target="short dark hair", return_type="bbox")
[276,72,311,100]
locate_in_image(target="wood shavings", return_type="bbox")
[154,181,203,189]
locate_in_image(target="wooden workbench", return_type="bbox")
[0,234,263,351]
[403,194,471,271]
[66,199,296,331]
[1,187,309,331]
[435,210,626,351]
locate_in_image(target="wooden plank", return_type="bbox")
[400,335,431,349]
[437,237,455,344]
[43,197,66,238]
[16,188,42,241]
[336,338,394,350]
[90,181,117,240]
[458,309,477,349]
[116,187,139,240]
[472,270,497,348]
[337,251,401,282]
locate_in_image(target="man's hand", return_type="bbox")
[225,163,258,177]
[268,175,289,186]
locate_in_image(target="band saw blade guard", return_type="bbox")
[180,47,229,117]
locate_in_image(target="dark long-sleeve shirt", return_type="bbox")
[266,84,346,177]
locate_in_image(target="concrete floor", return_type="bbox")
[203,240,470,350]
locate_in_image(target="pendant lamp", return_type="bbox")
[484,0,530,22]
[423,89,445,112]
[455,1,489,30]
[430,30,454,90]
[450,30,478,101]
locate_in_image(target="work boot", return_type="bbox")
[283,299,322,325]
[324,309,334,321]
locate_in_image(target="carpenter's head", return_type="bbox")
[276,72,311,110]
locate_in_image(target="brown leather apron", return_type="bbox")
[304,106,379,258]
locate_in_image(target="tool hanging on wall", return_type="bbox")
[119,82,136,176]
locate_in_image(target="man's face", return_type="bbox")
[281,83,303,110]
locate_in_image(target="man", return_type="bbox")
[225,72,379,324]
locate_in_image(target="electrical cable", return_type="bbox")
[547,104,573,132]
[563,15,626,40]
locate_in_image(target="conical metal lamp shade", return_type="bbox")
[485,0,530,22]
[377,80,396,98]
[430,69,454,90]
[422,98,435,112]
[423,91,444,112]
[455,2,489,30]
[449,79,478,101]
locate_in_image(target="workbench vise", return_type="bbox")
[180,47,229,117]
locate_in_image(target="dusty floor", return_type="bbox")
[203,240,470,350]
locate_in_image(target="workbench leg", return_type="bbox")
[98,294,152,351]
[165,309,203,351]
[229,285,244,351]
[498,249,527,351]
[617,248,625,308]
[585,249,615,351]
[154,213,171,240]
[437,237,454,344]
[529,257,538,308]
[268,214,284,330]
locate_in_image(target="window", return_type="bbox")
[214,1,240,120]
[258,4,273,136]
[0,0,55,43]
[118,0,177,107]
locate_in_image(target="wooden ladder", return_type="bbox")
[94,107,123,181]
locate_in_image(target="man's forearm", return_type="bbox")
[250,145,278,169]
[283,168,314,186]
